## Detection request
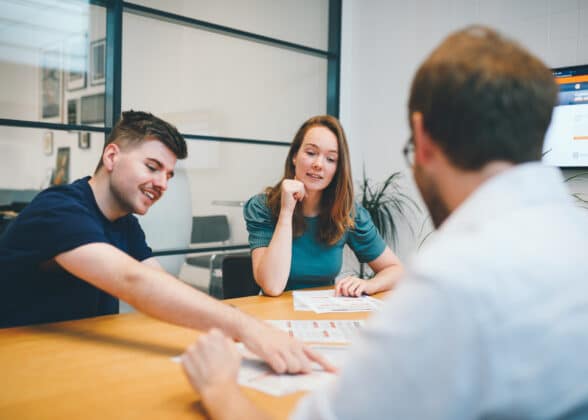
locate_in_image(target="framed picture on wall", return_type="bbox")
[65,35,87,91]
[40,45,62,119]
[89,38,105,86]
[67,98,78,125]
[78,132,91,149]
[51,147,70,186]
[80,93,104,124]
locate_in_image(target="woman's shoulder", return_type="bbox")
[243,193,272,222]
[352,202,372,227]
[244,193,269,211]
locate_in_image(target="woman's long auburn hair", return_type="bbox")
[265,115,355,245]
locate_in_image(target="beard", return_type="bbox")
[414,163,450,229]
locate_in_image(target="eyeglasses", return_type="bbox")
[402,136,415,167]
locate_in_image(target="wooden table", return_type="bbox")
[0,291,376,419]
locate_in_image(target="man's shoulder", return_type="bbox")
[6,177,101,238]
[0,179,108,264]
[411,232,481,284]
[35,178,87,202]
[26,178,91,213]
[410,201,588,301]
[408,219,513,298]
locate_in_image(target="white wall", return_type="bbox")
[340,0,588,257]
[120,3,326,247]
[135,0,329,50]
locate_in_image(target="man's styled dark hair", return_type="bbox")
[408,25,558,170]
[95,110,187,171]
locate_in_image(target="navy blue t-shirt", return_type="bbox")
[0,177,152,327]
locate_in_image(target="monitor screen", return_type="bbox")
[542,64,588,167]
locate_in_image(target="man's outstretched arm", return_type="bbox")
[54,242,335,374]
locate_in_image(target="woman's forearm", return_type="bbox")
[254,211,294,296]
[367,263,404,294]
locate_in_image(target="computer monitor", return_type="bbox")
[542,64,588,168]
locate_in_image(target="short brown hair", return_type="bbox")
[409,25,557,170]
[95,110,187,172]
[265,115,354,245]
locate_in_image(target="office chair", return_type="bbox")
[183,215,231,292]
[219,254,260,299]
[190,215,230,244]
[185,214,231,268]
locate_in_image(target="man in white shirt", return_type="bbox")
[180,25,588,419]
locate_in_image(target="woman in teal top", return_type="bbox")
[244,115,404,296]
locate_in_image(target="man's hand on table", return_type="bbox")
[182,329,241,397]
[238,319,337,374]
[182,329,268,420]
[181,326,337,419]
[180,301,339,420]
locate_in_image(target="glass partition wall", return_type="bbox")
[0,2,107,187]
[0,0,341,293]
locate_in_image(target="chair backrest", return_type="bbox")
[190,215,230,244]
[221,254,260,299]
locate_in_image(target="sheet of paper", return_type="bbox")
[293,290,382,313]
[237,345,349,396]
[172,345,350,396]
[293,292,313,311]
[267,319,364,344]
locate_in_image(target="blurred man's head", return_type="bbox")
[407,26,557,227]
[95,110,187,216]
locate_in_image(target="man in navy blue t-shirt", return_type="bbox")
[0,175,150,325]
[0,110,332,375]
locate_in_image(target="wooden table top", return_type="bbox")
[0,290,377,419]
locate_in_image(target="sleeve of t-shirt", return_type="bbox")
[125,215,152,262]
[346,204,387,263]
[243,194,275,250]
[6,189,111,261]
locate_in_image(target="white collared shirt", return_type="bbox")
[292,162,588,419]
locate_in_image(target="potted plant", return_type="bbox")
[357,168,419,278]
[543,150,588,208]
[565,172,588,209]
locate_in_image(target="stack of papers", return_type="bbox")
[293,289,383,313]
[171,344,350,397]
[172,319,366,396]
[238,318,368,394]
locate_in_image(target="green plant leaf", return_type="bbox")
[357,167,420,251]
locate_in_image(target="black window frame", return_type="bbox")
[0,0,342,256]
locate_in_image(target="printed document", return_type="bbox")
[237,345,349,396]
[267,319,364,344]
[171,321,365,396]
[293,289,382,313]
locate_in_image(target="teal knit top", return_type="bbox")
[243,194,386,290]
